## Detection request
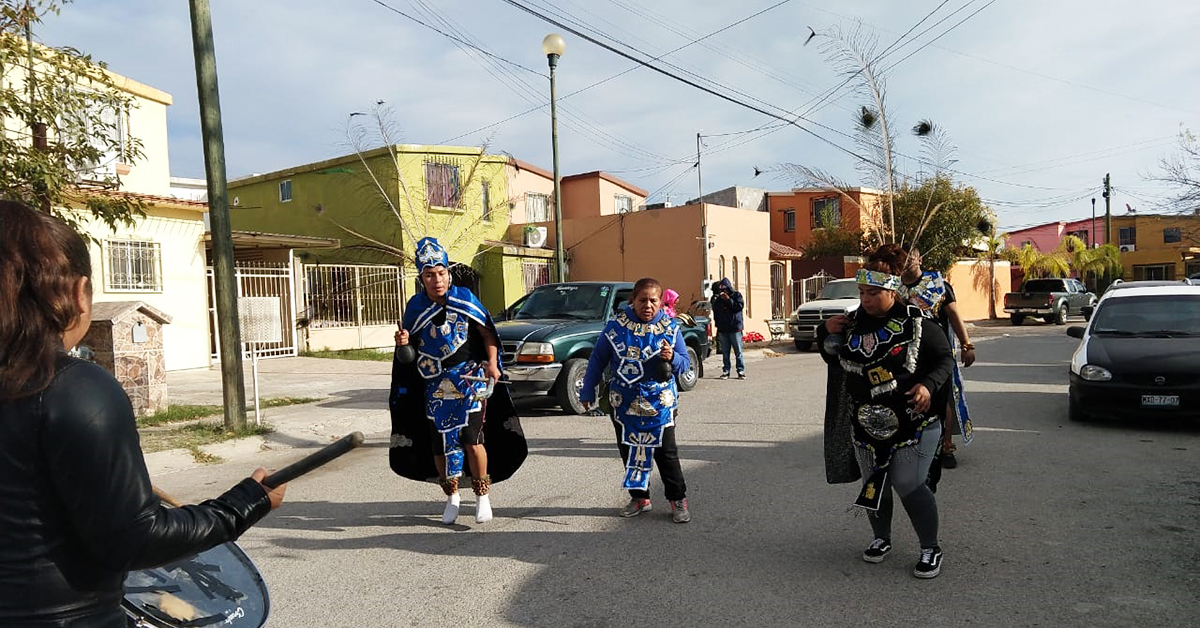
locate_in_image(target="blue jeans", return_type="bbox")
[717,331,744,375]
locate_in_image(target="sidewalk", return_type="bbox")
[150,358,394,476]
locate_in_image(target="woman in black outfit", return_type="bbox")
[0,201,286,627]
[817,244,955,579]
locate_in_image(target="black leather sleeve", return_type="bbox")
[916,318,956,394]
[39,361,272,572]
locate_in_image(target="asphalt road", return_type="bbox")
[154,324,1200,627]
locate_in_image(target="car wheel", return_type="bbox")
[555,358,590,415]
[1010,314,1025,326]
[676,346,700,392]
[1054,302,1069,325]
[1083,300,1096,321]
[1068,395,1090,422]
[794,339,813,351]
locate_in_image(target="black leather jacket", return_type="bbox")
[0,355,272,627]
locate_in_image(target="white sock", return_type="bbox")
[475,493,493,524]
[442,493,461,525]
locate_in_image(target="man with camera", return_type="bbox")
[709,277,746,379]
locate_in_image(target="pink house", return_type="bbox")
[1006,216,1101,251]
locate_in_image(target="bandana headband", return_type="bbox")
[856,268,902,291]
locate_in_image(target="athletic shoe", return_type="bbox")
[941,452,958,469]
[862,538,892,563]
[620,498,652,518]
[914,546,943,578]
[719,373,730,380]
[737,371,746,380]
[670,499,691,523]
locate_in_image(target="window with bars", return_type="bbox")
[1119,227,1137,246]
[615,194,634,214]
[522,261,550,293]
[811,196,840,228]
[424,161,461,208]
[106,240,162,292]
[525,192,551,222]
[784,209,795,232]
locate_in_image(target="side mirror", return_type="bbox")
[1066,326,1086,339]
[1081,305,1094,319]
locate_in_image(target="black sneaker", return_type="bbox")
[718,373,730,380]
[736,371,746,380]
[862,538,892,563]
[941,452,958,469]
[913,546,943,578]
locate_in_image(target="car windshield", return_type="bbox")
[1021,279,1064,292]
[819,281,860,300]
[1091,295,1200,336]
[512,284,612,320]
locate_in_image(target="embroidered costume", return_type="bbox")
[898,271,973,446]
[388,239,526,489]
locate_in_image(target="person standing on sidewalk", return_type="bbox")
[389,237,527,525]
[579,278,692,523]
[709,277,746,379]
[0,201,286,626]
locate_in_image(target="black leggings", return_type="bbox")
[855,421,941,549]
[611,418,687,501]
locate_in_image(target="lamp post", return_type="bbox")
[543,33,567,282]
[1091,197,1096,248]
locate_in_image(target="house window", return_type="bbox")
[279,179,292,203]
[784,209,796,232]
[1186,261,1200,277]
[615,194,634,214]
[481,181,492,221]
[106,240,162,292]
[1164,227,1181,244]
[424,161,461,207]
[522,261,550,292]
[1118,227,1137,246]
[732,256,739,291]
[1066,229,1089,248]
[811,196,840,228]
[1133,264,1174,281]
[525,192,551,222]
[718,256,726,281]
[744,257,751,317]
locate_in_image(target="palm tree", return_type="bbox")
[1008,243,1070,281]
[974,230,1008,319]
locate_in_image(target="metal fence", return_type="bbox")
[206,262,297,359]
[791,271,834,310]
[301,264,403,328]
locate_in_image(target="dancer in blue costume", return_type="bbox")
[896,246,975,474]
[817,246,955,578]
[580,278,693,523]
[389,237,527,525]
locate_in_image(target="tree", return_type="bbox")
[1,1,145,233]
[892,174,989,274]
[1058,235,1122,291]
[972,222,1007,319]
[802,223,867,260]
[1150,128,1200,215]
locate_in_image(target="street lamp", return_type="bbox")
[1091,197,1097,248]
[543,33,567,282]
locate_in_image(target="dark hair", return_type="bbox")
[630,277,663,302]
[864,243,908,276]
[0,201,93,401]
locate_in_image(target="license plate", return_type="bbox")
[1141,395,1180,407]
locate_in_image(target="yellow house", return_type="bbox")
[227,145,545,329]
[1110,214,1200,280]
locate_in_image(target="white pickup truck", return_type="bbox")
[786,278,860,351]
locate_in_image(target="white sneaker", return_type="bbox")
[475,493,493,524]
[442,493,461,525]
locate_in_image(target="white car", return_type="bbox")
[787,278,860,351]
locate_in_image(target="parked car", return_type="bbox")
[787,278,860,351]
[1065,282,1200,422]
[494,281,711,414]
[1004,277,1096,326]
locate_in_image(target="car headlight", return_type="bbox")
[516,341,555,364]
[1079,365,1112,382]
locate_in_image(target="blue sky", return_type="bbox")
[38,0,1200,231]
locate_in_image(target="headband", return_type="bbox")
[856,268,902,291]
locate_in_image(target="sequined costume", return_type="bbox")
[581,305,689,493]
[898,271,973,446]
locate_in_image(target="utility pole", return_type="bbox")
[189,0,247,430]
[1103,173,1112,246]
[697,132,710,291]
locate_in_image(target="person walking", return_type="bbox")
[709,277,745,379]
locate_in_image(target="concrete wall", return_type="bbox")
[946,259,1012,321]
[689,186,767,213]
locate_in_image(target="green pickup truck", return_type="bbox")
[495,281,711,414]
